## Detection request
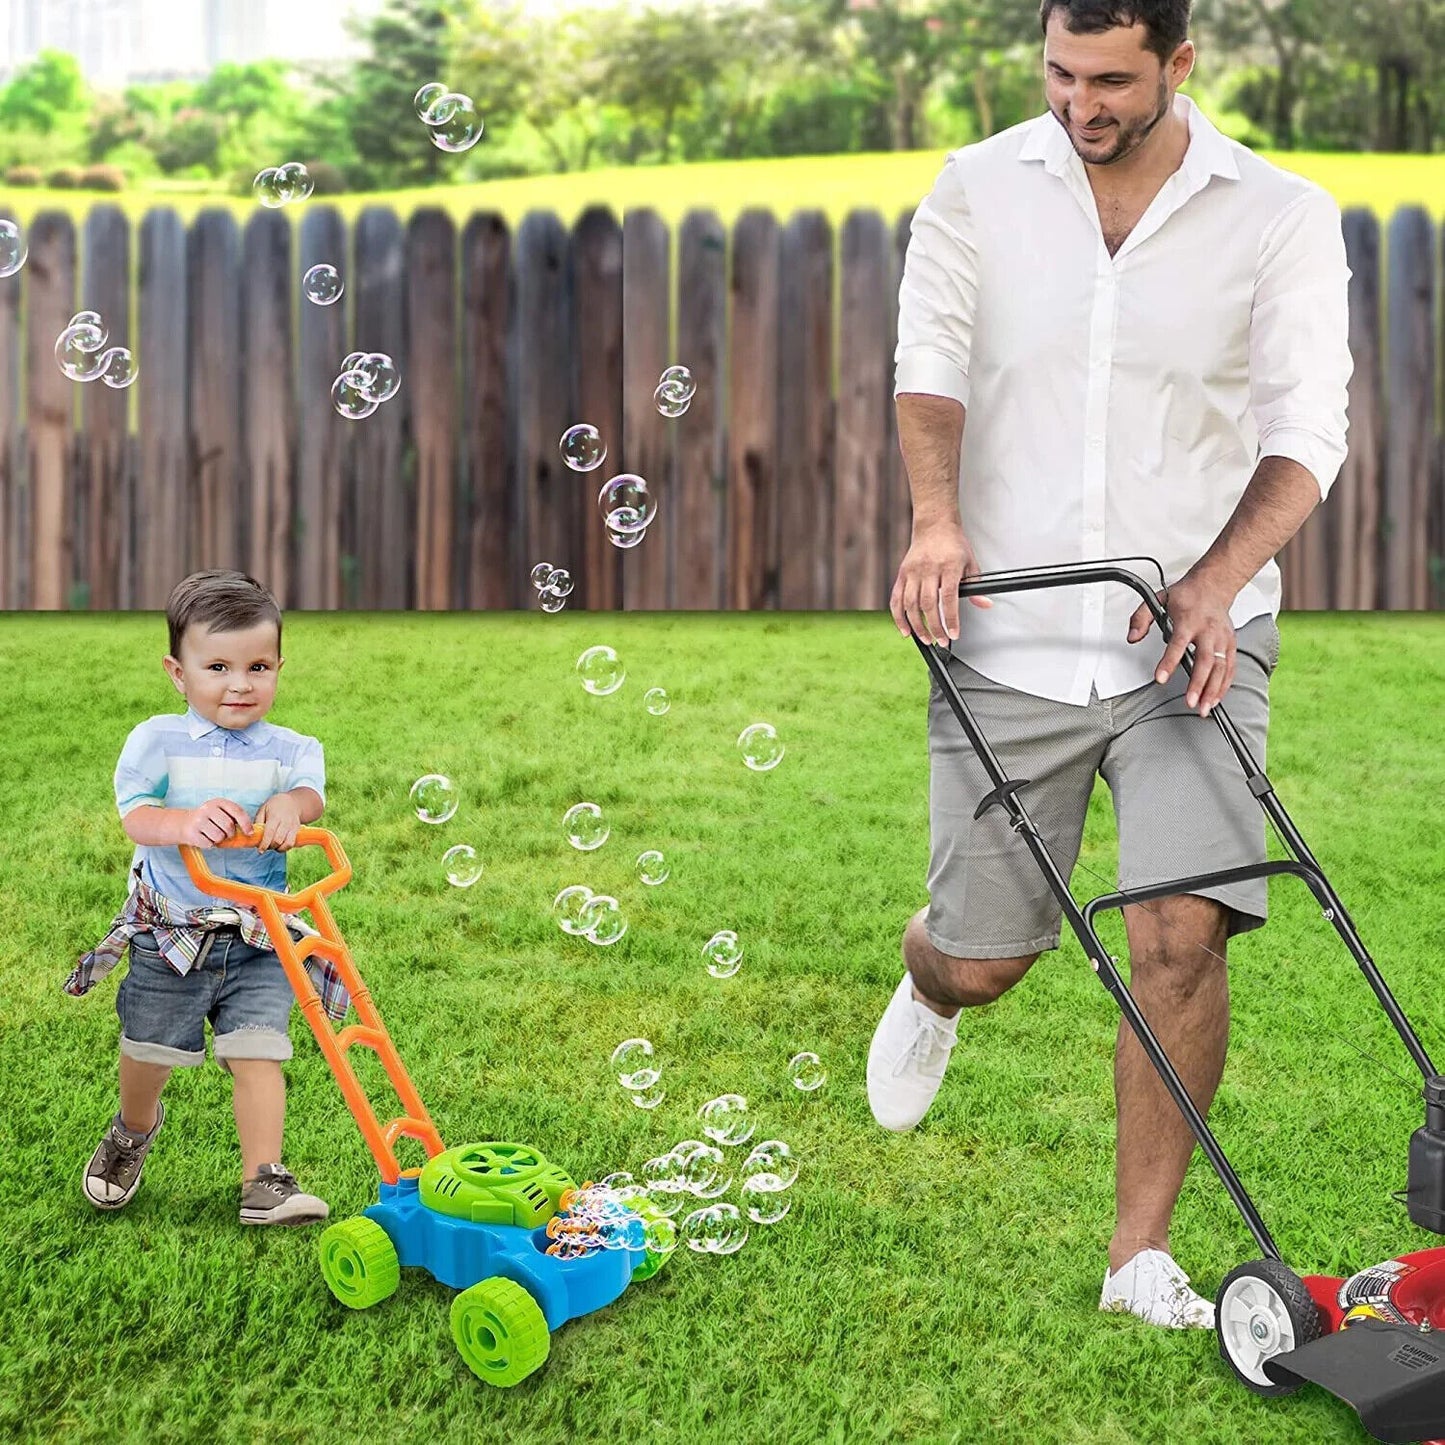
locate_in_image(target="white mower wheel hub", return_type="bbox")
[1219,1275,1299,1387]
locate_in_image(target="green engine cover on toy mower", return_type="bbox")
[419,1141,577,1227]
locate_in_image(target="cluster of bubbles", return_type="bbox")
[530,561,574,613]
[654,364,696,419]
[543,1178,675,1261]
[253,162,314,209]
[332,351,401,420]
[54,310,139,389]
[0,219,26,278]
[639,1136,800,1250]
[560,423,607,474]
[413,83,485,154]
[553,883,629,950]
[598,473,657,551]
[409,774,484,888]
[303,263,344,307]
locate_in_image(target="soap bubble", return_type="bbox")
[597,473,655,535]
[654,383,691,419]
[530,561,554,589]
[642,1154,680,1192]
[642,1215,679,1255]
[788,1051,827,1092]
[275,161,313,203]
[98,347,139,390]
[644,687,670,716]
[576,644,625,696]
[341,350,365,371]
[543,568,574,597]
[552,884,595,935]
[442,843,483,887]
[610,1038,658,1090]
[563,801,609,851]
[413,81,450,122]
[681,1202,747,1255]
[427,92,484,152]
[0,220,27,278]
[354,352,400,404]
[331,369,379,421]
[579,893,627,946]
[68,310,108,350]
[55,324,107,382]
[605,519,650,550]
[629,1084,666,1110]
[738,722,785,772]
[699,1094,754,1147]
[742,1176,793,1225]
[742,1139,798,1192]
[253,167,287,207]
[410,773,458,824]
[303,263,344,306]
[703,929,743,979]
[674,1141,729,1197]
[540,593,567,614]
[561,423,607,472]
[636,850,669,886]
[659,365,696,402]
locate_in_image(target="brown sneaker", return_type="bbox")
[83,1102,165,1211]
[239,1163,330,1226]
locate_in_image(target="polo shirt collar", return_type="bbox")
[185,704,267,746]
[1018,91,1240,185]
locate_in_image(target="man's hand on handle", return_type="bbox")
[1127,566,1238,719]
[179,798,252,848]
[889,517,994,647]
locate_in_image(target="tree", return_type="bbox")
[0,50,86,135]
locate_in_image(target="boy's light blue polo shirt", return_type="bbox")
[115,705,326,908]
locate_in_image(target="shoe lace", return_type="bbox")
[889,1013,954,1078]
[96,1129,143,1180]
[252,1166,298,1199]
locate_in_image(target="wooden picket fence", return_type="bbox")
[0,201,1441,614]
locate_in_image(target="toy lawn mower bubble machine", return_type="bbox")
[913,559,1445,1445]
[180,827,672,1389]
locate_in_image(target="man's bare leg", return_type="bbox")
[1109,893,1231,1274]
[902,906,1041,1014]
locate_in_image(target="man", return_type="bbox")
[867,0,1351,1329]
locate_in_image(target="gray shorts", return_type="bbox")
[926,613,1281,959]
[116,927,295,1073]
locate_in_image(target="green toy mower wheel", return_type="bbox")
[450,1276,550,1387]
[629,1198,673,1282]
[318,1217,401,1310]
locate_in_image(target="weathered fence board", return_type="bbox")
[1,201,1440,617]
[80,205,129,610]
[674,210,727,610]
[727,209,781,610]
[621,208,671,610]
[27,212,76,611]
[296,206,346,609]
[572,206,623,613]
[460,212,516,610]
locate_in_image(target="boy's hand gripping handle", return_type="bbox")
[178,825,352,911]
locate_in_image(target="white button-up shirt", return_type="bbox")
[894,92,1352,705]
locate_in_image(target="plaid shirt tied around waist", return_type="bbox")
[65,867,351,1023]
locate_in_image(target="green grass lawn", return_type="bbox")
[2,610,1443,1442]
[5,144,1445,234]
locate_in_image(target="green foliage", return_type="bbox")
[0,49,86,134]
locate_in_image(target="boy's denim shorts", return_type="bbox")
[115,927,295,1073]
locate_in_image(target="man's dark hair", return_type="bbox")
[166,569,283,659]
[1038,0,1191,66]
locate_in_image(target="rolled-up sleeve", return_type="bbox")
[1249,186,1353,502]
[894,153,979,406]
[114,722,167,818]
[286,736,326,806]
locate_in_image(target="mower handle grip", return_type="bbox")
[952,558,1176,639]
[178,825,352,913]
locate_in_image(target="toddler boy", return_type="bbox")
[67,569,349,1224]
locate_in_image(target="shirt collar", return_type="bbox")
[1018,92,1240,185]
[184,704,267,746]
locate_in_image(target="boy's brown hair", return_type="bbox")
[166,570,283,659]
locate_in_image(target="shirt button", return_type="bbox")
[211,745,221,755]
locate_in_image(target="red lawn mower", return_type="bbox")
[915,558,1445,1444]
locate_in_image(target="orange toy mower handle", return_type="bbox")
[178,825,446,1184]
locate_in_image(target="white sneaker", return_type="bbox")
[866,973,959,1132]
[1099,1248,1216,1329]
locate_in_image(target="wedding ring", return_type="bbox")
[1212,651,1227,658]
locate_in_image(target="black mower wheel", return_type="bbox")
[1216,1258,1325,1398]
